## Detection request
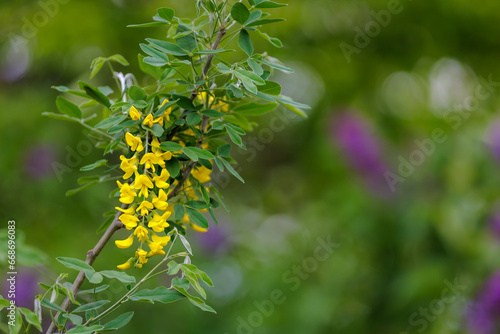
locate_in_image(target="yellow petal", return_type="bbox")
[115,235,134,249]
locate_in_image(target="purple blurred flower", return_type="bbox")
[488,120,500,162]
[195,220,231,255]
[489,210,500,240]
[329,111,391,195]
[467,271,500,334]
[24,145,56,179]
[3,269,39,308]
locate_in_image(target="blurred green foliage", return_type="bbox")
[2,0,500,333]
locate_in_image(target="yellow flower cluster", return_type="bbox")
[116,102,174,269]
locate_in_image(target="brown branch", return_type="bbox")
[47,25,227,334]
[46,204,126,334]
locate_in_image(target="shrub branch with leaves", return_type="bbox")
[1,0,309,333]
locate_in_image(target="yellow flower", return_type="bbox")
[135,249,148,268]
[115,235,134,249]
[143,114,154,127]
[120,155,138,179]
[136,200,154,216]
[191,223,208,233]
[147,233,171,256]
[152,189,168,211]
[140,152,164,172]
[118,183,136,204]
[133,225,149,242]
[119,214,139,230]
[153,169,170,189]
[115,204,136,215]
[125,132,144,152]
[182,212,190,224]
[148,211,171,233]
[159,99,172,122]
[191,166,212,183]
[134,173,154,198]
[117,261,131,270]
[129,106,141,120]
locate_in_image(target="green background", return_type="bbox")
[2,0,500,333]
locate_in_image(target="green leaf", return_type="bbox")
[160,141,183,151]
[186,207,209,229]
[239,75,257,94]
[229,84,244,98]
[173,286,216,313]
[246,18,285,27]
[62,313,83,326]
[255,58,293,73]
[102,311,134,331]
[129,85,147,100]
[94,115,127,129]
[138,54,163,79]
[73,300,109,313]
[86,272,104,284]
[90,57,106,79]
[247,58,264,75]
[183,147,199,161]
[256,30,283,48]
[56,96,82,119]
[254,0,287,8]
[225,125,244,147]
[108,119,141,134]
[79,82,111,108]
[99,270,136,284]
[238,29,254,56]
[58,283,80,305]
[80,159,107,171]
[221,157,245,183]
[19,307,42,331]
[128,22,169,28]
[168,261,181,275]
[130,287,185,303]
[108,54,129,66]
[184,147,215,160]
[234,102,278,116]
[174,203,185,221]
[234,68,265,85]
[181,264,214,287]
[66,325,104,334]
[217,63,231,74]
[65,182,98,196]
[143,56,168,67]
[171,277,190,290]
[42,112,80,123]
[78,285,109,295]
[151,123,165,137]
[185,200,210,210]
[202,109,225,117]
[165,157,180,177]
[41,298,65,312]
[9,308,23,334]
[187,112,202,125]
[179,233,193,255]
[157,8,175,21]
[57,257,94,273]
[140,43,170,63]
[217,144,231,157]
[244,10,263,25]
[146,38,188,57]
[258,81,281,95]
[231,2,250,24]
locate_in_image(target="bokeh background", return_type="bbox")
[2,0,500,333]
